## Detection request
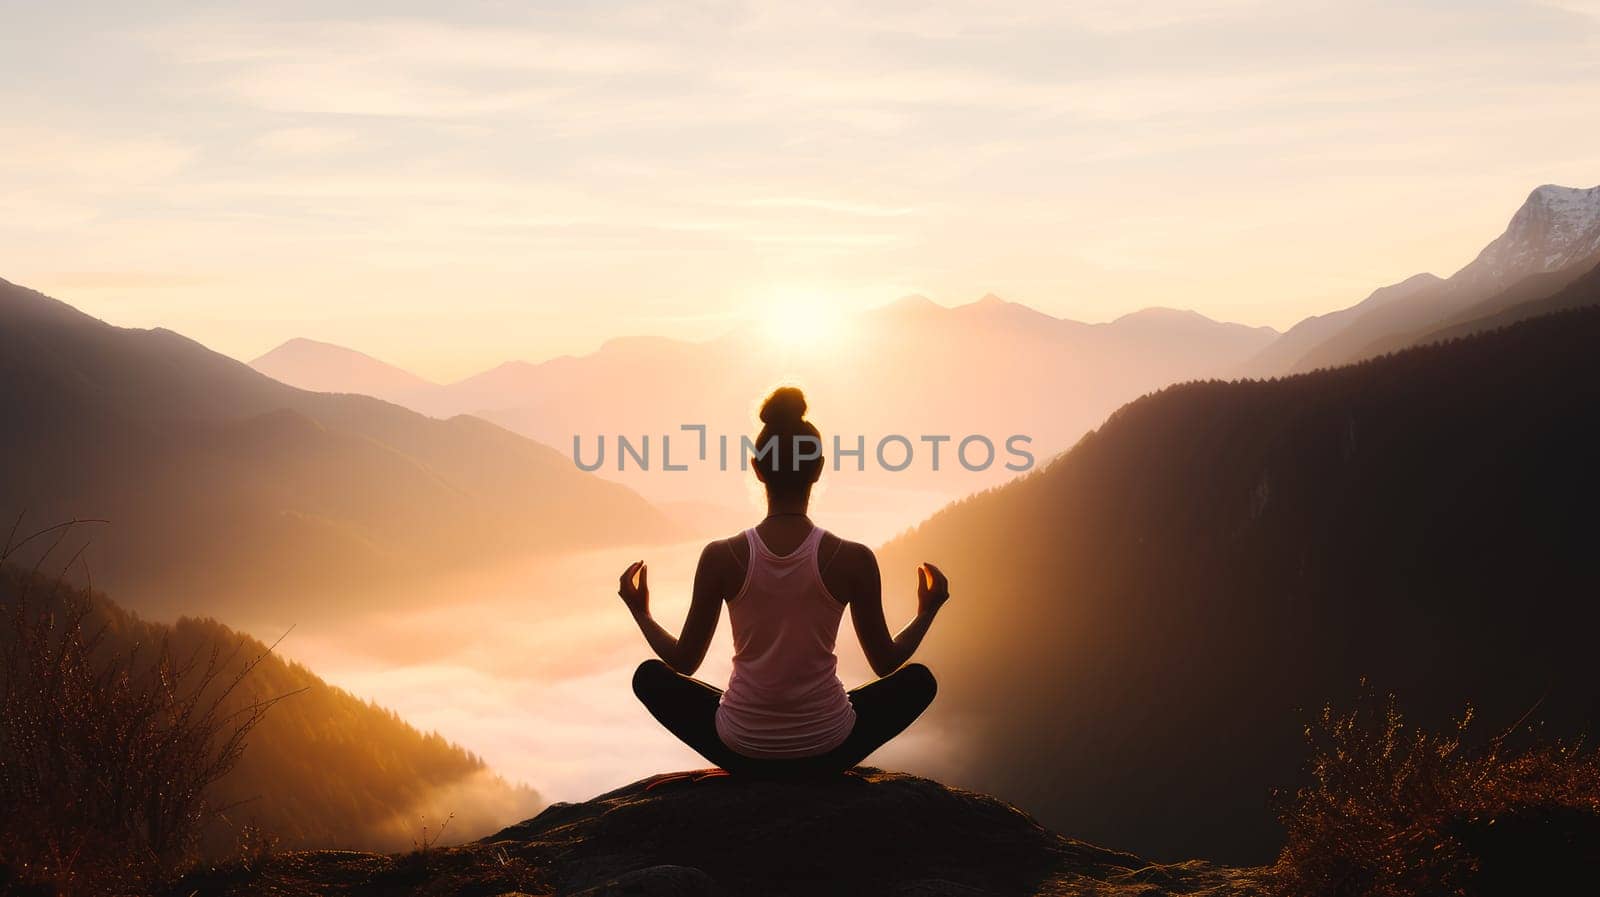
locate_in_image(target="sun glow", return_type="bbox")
[759,288,850,352]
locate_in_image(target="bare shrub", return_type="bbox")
[0,519,292,895]
[1268,683,1600,897]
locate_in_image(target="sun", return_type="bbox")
[759,287,849,352]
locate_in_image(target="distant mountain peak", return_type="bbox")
[250,336,437,396]
[886,293,939,311]
[264,336,387,358]
[596,333,688,354]
[1454,183,1600,291]
[949,293,1069,329]
[1396,270,1445,288]
[1362,272,1444,311]
[865,293,946,323]
[1112,307,1271,333]
[1530,181,1600,203]
[1114,306,1209,324]
[274,336,334,350]
[955,292,1027,313]
[1526,183,1600,247]
[252,336,418,372]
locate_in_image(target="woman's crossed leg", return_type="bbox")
[631,659,937,778]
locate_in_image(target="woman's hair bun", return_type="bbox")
[759,386,808,427]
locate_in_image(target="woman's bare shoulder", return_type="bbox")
[694,535,748,596]
[700,532,749,569]
[820,532,877,575]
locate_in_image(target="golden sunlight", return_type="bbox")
[759,287,850,352]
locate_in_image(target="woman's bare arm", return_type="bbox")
[617,544,729,675]
[849,546,951,677]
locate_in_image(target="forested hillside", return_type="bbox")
[0,564,541,855]
[878,303,1600,863]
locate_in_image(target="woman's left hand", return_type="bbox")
[618,560,650,618]
[916,562,950,617]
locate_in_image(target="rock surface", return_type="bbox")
[177,768,1265,896]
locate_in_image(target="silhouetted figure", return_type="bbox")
[622,386,949,777]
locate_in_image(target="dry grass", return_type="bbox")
[0,518,293,896]
[1266,683,1600,897]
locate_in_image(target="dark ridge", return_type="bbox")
[877,300,1600,862]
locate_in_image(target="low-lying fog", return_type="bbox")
[250,488,968,813]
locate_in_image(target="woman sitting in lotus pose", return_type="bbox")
[621,386,949,776]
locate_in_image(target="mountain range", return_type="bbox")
[249,293,1281,541]
[1241,183,1600,375]
[876,267,1600,863]
[244,183,1600,542]
[0,278,673,620]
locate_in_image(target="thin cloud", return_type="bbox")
[740,232,905,248]
[0,125,194,186]
[42,271,218,290]
[742,197,920,217]
[255,127,367,157]
[146,18,674,119]
[5,0,1600,360]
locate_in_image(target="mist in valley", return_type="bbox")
[250,517,968,808]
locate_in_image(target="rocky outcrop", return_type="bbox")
[177,768,1264,896]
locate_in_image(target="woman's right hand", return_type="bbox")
[916,562,950,618]
[618,560,650,618]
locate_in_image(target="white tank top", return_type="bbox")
[714,526,857,758]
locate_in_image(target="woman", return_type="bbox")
[620,386,949,777]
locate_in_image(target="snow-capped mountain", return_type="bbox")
[1270,182,1600,373]
[1451,184,1600,293]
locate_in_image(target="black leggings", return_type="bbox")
[632,659,937,778]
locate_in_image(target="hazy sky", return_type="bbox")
[4,0,1599,379]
